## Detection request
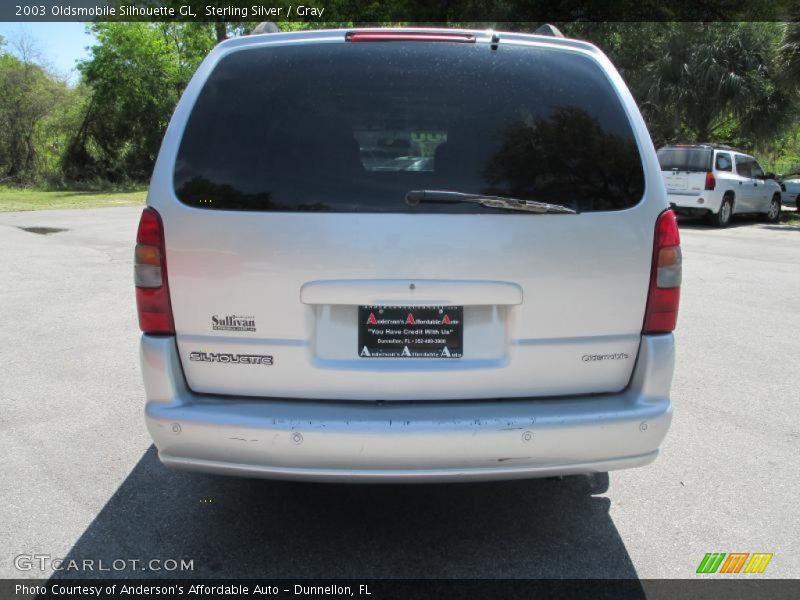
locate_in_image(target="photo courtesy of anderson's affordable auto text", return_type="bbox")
[1,1,799,598]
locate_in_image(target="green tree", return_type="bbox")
[0,34,71,183]
[779,9,800,94]
[561,22,674,86]
[640,23,794,148]
[67,22,217,181]
[64,19,800,183]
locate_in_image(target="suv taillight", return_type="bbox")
[643,209,681,334]
[704,171,716,190]
[135,207,174,334]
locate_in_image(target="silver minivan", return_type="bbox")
[136,28,680,482]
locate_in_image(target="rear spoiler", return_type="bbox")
[534,24,564,37]
[250,22,564,39]
[251,21,280,35]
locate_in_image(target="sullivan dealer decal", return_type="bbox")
[211,315,256,332]
[189,351,273,365]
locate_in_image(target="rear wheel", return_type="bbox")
[712,196,733,227]
[765,194,781,223]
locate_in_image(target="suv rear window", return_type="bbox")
[174,42,645,213]
[657,147,713,172]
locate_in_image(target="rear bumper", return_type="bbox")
[668,192,719,214]
[141,334,674,482]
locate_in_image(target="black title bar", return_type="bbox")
[1,0,798,23]
[3,579,800,600]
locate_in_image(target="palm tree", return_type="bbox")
[780,9,800,89]
[641,23,793,148]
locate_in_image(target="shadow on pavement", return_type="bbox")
[677,213,800,231]
[760,224,800,232]
[676,216,759,230]
[56,446,642,583]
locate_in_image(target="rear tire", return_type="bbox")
[712,196,733,228]
[764,194,781,223]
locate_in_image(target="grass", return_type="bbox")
[0,186,146,212]
[779,210,800,225]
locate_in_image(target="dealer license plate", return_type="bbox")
[358,306,463,358]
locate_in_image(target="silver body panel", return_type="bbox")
[143,333,673,482]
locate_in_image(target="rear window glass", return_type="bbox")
[657,147,713,172]
[174,42,645,213]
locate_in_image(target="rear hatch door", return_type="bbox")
[658,146,712,196]
[153,33,662,401]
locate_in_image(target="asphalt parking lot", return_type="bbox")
[1,206,798,580]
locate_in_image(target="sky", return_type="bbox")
[0,22,95,83]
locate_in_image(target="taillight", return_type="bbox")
[135,207,174,335]
[345,31,476,43]
[704,171,716,190]
[643,209,681,334]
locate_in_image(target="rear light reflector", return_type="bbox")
[643,209,681,334]
[134,245,162,287]
[345,31,476,43]
[704,171,716,190]
[135,207,174,335]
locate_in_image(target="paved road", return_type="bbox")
[0,207,798,580]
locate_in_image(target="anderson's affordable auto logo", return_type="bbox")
[696,552,773,574]
[365,311,458,326]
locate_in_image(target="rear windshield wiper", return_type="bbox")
[405,190,577,214]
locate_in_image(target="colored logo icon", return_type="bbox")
[696,552,773,574]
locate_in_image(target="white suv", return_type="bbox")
[780,178,800,208]
[135,28,679,482]
[658,144,782,227]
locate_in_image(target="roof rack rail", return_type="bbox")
[707,143,746,153]
[534,24,564,38]
[666,142,748,154]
